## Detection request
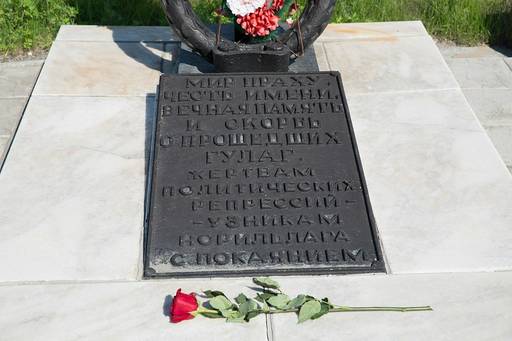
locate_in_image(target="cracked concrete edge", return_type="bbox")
[505,58,512,72]
[266,314,275,341]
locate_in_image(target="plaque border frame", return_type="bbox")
[143,71,386,278]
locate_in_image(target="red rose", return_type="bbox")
[170,289,199,323]
[270,0,284,10]
[236,6,280,37]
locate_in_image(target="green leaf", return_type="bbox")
[235,293,248,304]
[311,302,330,320]
[298,300,322,323]
[221,309,242,319]
[267,294,290,309]
[245,310,262,322]
[255,294,270,311]
[277,0,296,18]
[321,297,334,308]
[285,294,307,309]
[255,292,276,303]
[227,316,246,323]
[253,277,280,290]
[209,295,233,311]
[221,2,235,19]
[239,299,259,316]
[204,290,226,298]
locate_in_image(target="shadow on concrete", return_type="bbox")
[107,24,322,74]
[108,26,169,72]
[163,294,173,317]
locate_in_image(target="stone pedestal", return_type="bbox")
[1,23,511,340]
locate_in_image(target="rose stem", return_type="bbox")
[267,306,433,314]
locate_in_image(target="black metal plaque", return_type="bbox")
[144,72,385,278]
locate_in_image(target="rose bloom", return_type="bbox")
[269,0,284,10]
[235,0,285,37]
[169,289,199,323]
[236,6,280,37]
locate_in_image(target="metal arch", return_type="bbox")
[160,0,337,62]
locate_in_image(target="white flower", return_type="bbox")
[227,0,266,16]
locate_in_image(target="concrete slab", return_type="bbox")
[2,23,512,339]
[0,96,153,281]
[0,135,9,161]
[0,97,27,136]
[462,89,512,125]
[0,60,42,98]
[323,36,459,95]
[0,278,267,341]
[347,89,481,130]
[33,41,165,97]
[505,58,512,70]
[437,42,512,59]
[310,43,330,71]
[446,57,512,89]
[56,25,178,42]
[271,272,512,341]
[318,21,428,42]
[348,90,512,274]
[484,125,512,165]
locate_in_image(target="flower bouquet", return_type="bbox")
[169,277,432,324]
[216,0,299,43]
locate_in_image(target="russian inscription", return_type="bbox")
[145,72,384,277]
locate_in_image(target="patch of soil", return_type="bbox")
[1,48,48,63]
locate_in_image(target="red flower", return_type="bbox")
[236,6,280,37]
[170,289,199,323]
[268,0,284,10]
[274,0,284,10]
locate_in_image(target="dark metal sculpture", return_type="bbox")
[160,0,336,71]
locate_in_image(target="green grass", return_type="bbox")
[0,0,77,56]
[68,0,167,26]
[328,0,512,46]
[1,0,511,57]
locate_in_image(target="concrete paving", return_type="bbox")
[0,24,511,340]
[1,23,512,340]
[0,42,510,175]
[437,42,512,173]
[0,60,43,165]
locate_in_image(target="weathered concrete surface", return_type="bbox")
[0,60,43,165]
[438,42,512,173]
[1,24,512,340]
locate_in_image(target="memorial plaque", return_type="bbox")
[144,72,385,278]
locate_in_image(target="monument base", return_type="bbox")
[1,23,512,340]
[212,43,291,72]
